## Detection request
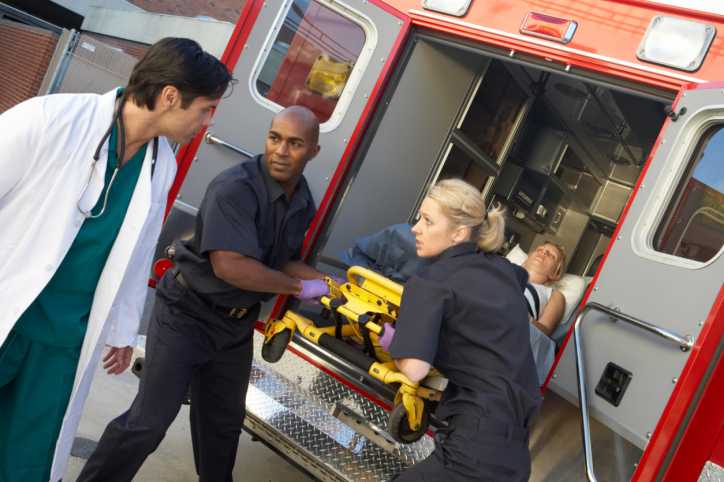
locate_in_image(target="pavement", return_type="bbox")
[63,350,641,482]
[63,357,312,482]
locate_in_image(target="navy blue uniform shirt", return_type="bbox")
[389,242,541,428]
[173,155,316,308]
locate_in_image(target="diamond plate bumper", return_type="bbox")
[245,331,434,481]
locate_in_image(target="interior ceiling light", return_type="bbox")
[422,0,472,17]
[637,16,716,72]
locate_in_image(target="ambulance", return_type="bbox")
[150,0,724,480]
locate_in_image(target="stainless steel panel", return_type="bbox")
[590,180,631,224]
[698,461,724,482]
[569,224,610,276]
[246,332,434,481]
[518,126,567,176]
[609,162,640,186]
[557,167,600,209]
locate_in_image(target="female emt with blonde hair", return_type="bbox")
[385,179,541,481]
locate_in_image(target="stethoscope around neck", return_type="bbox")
[78,90,159,218]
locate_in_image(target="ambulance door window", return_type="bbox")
[254,0,368,125]
[653,124,724,262]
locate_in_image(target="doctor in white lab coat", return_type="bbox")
[0,38,231,482]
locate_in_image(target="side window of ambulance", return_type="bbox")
[653,125,724,262]
[255,0,367,124]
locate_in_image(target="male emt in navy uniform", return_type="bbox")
[78,106,332,482]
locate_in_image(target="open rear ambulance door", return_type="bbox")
[170,0,407,229]
[159,2,437,481]
[551,82,724,481]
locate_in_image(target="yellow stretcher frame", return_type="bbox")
[262,266,443,443]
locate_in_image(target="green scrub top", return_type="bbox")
[14,118,147,348]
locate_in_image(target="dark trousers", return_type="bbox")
[77,273,257,482]
[393,412,532,482]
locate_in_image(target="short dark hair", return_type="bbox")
[125,37,233,110]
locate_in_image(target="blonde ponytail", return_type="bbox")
[477,204,506,253]
[427,178,507,253]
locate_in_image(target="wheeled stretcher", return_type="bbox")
[261,266,447,443]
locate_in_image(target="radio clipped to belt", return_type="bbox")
[148,245,176,288]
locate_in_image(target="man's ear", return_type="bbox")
[157,85,181,111]
[304,144,321,164]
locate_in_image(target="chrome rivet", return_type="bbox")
[672,377,678,384]
[646,432,652,438]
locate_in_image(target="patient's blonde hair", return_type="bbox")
[541,241,567,281]
[427,179,506,253]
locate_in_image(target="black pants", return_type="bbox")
[77,273,258,482]
[393,411,531,482]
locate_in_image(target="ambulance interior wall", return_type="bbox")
[318,40,486,260]
[312,33,671,454]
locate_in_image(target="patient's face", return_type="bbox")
[524,244,562,282]
[412,198,459,258]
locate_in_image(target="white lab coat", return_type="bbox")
[0,89,177,481]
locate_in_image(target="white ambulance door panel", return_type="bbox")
[178,0,404,208]
[551,84,724,451]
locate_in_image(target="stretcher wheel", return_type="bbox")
[262,328,292,363]
[387,401,429,444]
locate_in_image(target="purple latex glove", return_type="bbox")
[297,279,330,301]
[378,323,396,352]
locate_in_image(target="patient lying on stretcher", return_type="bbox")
[339,224,577,383]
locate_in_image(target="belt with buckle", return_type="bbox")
[172,270,249,319]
